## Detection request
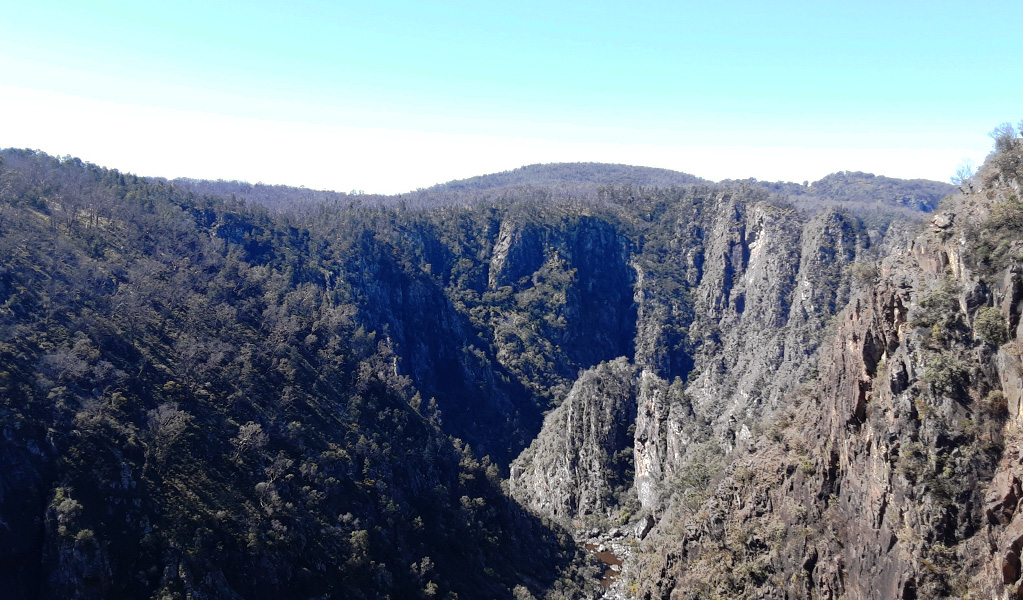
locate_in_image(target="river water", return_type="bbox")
[584,543,623,589]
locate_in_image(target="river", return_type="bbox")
[584,542,623,589]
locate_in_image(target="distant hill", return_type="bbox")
[170,162,707,213]
[727,171,955,214]
[169,164,951,218]
[423,162,706,193]
[168,178,369,213]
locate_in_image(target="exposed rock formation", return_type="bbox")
[628,152,1023,599]
[510,358,637,522]
[633,371,693,509]
[683,203,869,447]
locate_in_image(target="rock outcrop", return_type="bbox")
[510,358,637,522]
[632,371,694,509]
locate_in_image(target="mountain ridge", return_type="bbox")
[419,162,707,193]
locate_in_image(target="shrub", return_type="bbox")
[975,306,1008,346]
[850,262,878,287]
[911,279,961,330]
[982,390,1009,420]
[898,441,927,484]
[922,351,969,397]
[966,198,1023,276]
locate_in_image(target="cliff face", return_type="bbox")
[330,211,638,465]
[509,358,637,521]
[498,159,1023,598]
[487,215,637,378]
[633,371,695,509]
[683,202,867,446]
[629,156,1023,599]
[795,183,1023,599]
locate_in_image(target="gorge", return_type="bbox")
[1,131,1022,599]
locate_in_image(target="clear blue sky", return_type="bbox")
[2,0,1020,193]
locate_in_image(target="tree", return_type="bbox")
[232,421,269,458]
[975,306,1008,347]
[990,122,1019,153]
[147,403,193,464]
[988,121,1023,184]
[951,160,975,193]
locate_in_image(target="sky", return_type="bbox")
[1,0,1020,194]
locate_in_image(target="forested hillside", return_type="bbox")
[0,150,592,600]
[420,163,706,194]
[15,136,1023,600]
[736,170,955,214]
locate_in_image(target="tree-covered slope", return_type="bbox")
[422,163,706,194]
[0,150,586,600]
[745,170,955,214]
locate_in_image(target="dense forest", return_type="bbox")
[6,131,1023,599]
[0,150,597,599]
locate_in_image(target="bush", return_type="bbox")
[975,306,1008,346]
[982,390,1009,420]
[850,262,878,288]
[911,279,961,330]
[965,198,1023,276]
[898,441,927,484]
[922,351,969,397]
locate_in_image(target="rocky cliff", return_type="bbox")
[625,145,1023,598]
[510,358,637,522]
[500,149,1023,598]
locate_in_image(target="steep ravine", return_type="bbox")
[337,213,638,466]
[506,165,1023,597]
[508,190,894,598]
[510,194,880,515]
[628,164,1023,597]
